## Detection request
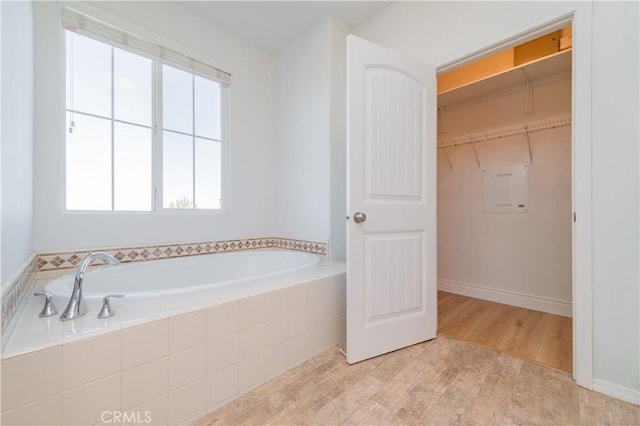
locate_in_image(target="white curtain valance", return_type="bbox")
[60,5,231,85]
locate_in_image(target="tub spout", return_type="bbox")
[60,252,120,321]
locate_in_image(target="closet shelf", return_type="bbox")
[437,114,571,150]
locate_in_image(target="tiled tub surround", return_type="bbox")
[1,237,327,347]
[1,265,346,425]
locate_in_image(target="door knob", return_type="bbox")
[353,212,367,223]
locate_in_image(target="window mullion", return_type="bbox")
[154,63,163,211]
[110,46,115,211]
[192,74,196,209]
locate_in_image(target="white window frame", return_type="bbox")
[61,9,230,214]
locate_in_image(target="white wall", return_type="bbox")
[0,0,2,287]
[354,0,639,399]
[590,0,639,401]
[1,1,34,284]
[0,1,3,288]
[33,1,277,252]
[329,18,348,262]
[438,79,572,315]
[275,17,331,244]
[274,15,347,260]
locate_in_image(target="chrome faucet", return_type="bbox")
[60,252,120,321]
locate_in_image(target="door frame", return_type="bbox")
[435,8,593,389]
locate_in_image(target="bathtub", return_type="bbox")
[2,248,346,425]
[45,249,321,314]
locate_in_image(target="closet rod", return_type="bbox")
[437,114,571,150]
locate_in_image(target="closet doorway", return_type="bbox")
[435,27,573,373]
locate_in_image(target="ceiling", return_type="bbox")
[438,50,572,108]
[179,1,392,53]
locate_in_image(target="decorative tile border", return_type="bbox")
[37,237,327,272]
[1,256,38,334]
[271,238,328,255]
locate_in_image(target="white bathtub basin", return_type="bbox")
[45,249,320,312]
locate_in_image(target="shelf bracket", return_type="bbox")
[524,127,533,163]
[444,148,454,171]
[471,137,481,168]
[521,69,534,113]
[438,106,446,134]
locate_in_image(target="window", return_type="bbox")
[65,28,227,211]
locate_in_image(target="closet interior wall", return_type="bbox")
[437,76,572,316]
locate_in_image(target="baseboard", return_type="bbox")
[593,379,640,406]
[438,279,572,317]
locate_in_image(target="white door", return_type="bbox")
[346,35,437,364]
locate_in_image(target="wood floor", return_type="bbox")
[438,291,573,373]
[196,336,639,425]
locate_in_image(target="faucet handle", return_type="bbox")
[98,294,124,319]
[33,292,58,318]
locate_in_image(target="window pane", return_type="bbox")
[114,48,152,126]
[114,123,152,211]
[163,65,193,134]
[194,76,221,140]
[67,32,111,118]
[195,139,221,209]
[66,113,112,210]
[163,131,193,208]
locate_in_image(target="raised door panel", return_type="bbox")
[365,67,423,201]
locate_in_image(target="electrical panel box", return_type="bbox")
[482,165,529,213]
